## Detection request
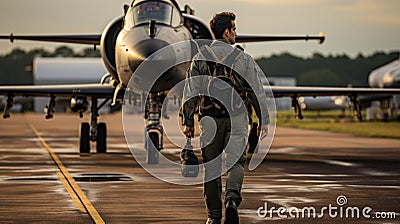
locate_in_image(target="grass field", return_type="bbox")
[276,110,400,139]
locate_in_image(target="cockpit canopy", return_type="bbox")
[125,1,182,28]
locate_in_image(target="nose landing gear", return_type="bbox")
[144,94,165,164]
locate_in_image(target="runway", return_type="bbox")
[0,113,399,223]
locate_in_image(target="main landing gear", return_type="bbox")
[349,94,363,121]
[79,97,108,154]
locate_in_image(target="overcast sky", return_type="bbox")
[0,0,399,58]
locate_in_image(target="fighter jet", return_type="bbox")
[0,0,399,164]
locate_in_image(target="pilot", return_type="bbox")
[182,12,269,224]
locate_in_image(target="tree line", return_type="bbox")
[0,46,398,87]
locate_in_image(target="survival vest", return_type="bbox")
[199,45,249,117]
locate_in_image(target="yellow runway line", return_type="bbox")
[57,171,86,213]
[29,122,105,224]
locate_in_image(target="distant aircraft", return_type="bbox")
[369,60,400,88]
[0,0,399,164]
[299,96,348,111]
[365,60,400,120]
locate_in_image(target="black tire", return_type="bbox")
[79,122,90,153]
[247,123,259,154]
[146,132,159,164]
[96,122,107,153]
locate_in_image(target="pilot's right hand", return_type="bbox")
[183,126,195,138]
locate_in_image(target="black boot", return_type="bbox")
[224,199,239,224]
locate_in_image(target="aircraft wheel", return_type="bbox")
[247,123,259,154]
[79,122,90,153]
[96,122,107,153]
[146,132,159,164]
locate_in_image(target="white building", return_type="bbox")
[33,57,107,113]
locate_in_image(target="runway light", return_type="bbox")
[334,98,343,105]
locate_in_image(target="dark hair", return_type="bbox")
[210,12,236,39]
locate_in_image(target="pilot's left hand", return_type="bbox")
[257,124,268,141]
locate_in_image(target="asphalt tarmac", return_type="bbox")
[0,113,399,223]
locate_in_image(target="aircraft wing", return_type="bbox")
[269,86,400,98]
[268,86,400,120]
[0,34,101,45]
[0,83,115,98]
[236,33,325,44]
[0,33,325,45]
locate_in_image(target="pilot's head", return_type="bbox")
[210,12,237,44]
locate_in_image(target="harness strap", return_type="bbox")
[200,45,242,66]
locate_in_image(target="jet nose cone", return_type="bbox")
[128,39,169,70]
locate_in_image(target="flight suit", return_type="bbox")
[182,39,269,219]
